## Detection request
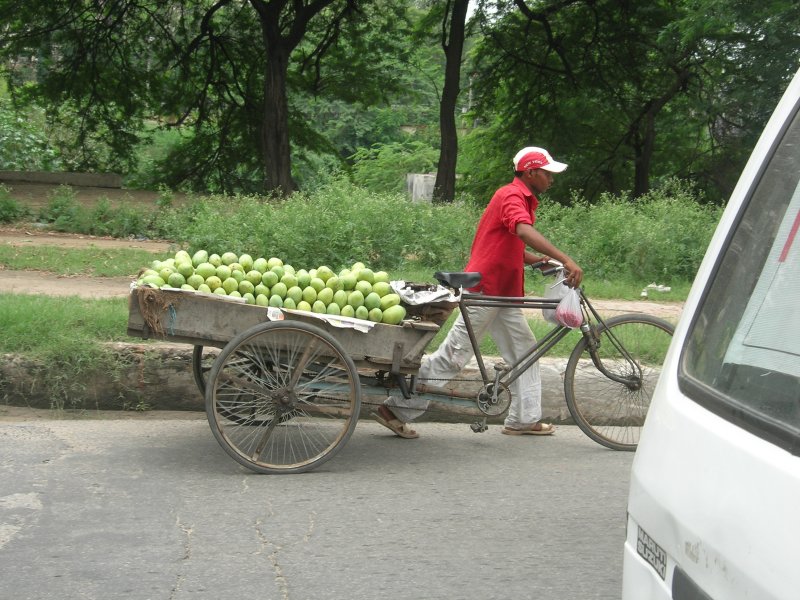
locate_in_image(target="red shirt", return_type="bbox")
[464,177,537,296]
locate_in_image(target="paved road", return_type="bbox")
[0,411,633,600]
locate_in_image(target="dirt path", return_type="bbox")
[0,227,173,298]
[0,229,684,319]
[0,270,134,299]
[0,227,173,251]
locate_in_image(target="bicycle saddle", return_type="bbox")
[434,271,481,289]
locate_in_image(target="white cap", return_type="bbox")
[512,146,568,173]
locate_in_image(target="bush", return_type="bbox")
[155,178,478,272]
[0,184,31,222]
[37,186,81,228]
[350,140,439,194]
[262,179,477,270]
[0,99,62,171]
[8,176,720,282]
[536,179,722,282]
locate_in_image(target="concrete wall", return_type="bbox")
[0,170,123,188]
[406,173,436,203]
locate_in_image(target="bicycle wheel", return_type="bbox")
[564,314,674,451]
[206,320,361,474]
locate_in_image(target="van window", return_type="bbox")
[680,102,800,455]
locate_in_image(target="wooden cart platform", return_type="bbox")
[127,286,442,372]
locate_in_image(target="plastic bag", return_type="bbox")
[555,288,582,328]
[543,281,571,324]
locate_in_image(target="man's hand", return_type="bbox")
[563,259,583,288]
[516,223,583,286]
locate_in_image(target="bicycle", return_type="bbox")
[401,260,675,451]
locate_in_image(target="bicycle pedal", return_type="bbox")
[470,422,488,433]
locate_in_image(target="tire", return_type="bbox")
[191,345,213,395]
[564,314,674,451]
[205,320,361,474]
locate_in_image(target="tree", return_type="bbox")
[468,0,800,202]
[432,0,470,203]
[0,0,410,195]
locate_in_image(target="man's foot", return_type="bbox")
[501,422,555,436]
[371,404,419,439]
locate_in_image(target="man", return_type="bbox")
[373,146,583,439]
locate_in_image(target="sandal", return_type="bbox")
[501,422,555,436]
[371,406,419,439]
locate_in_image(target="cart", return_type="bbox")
[127,285,463,474]
[128,272,674,473]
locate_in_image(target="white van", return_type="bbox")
[621,67,800,600]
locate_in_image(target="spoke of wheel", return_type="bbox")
[287,338,319,390]
[253,417,280,460]
[206,321,361,473]
[565,315,673,450]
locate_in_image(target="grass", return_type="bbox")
[0,294,130,409]
[0,245,165,277]
[0,294,129,355]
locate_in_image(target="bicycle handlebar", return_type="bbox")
[529,258,564,278]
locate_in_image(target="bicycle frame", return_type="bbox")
[459,292,570,388]
[457,287,646,402]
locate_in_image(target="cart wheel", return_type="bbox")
[195,344,265,424]
[205,320,361,474]
[191,345,213,395]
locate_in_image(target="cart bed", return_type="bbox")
[127,286,441,372]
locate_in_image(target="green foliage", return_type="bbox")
[0,175,722,286]
[259,179,477,270]
[153,178,476,271]
[82,199,151,239]
[467,0,800,204]
[0,99,61,170]
[34,186,159,239]
[2,177,719,282]
[456,122,518,205]
[0,0,424,194]
[536,179,722,282]
[125,128,187,191]
[1,0,798,207]
[350,140,439,193]
[37,186,81,226]
[0,294,127,408]
[0,184,31,222]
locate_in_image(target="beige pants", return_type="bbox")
[385,304,542,428]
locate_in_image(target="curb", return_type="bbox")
[1,343,575,423]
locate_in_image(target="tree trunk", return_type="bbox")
[433,0,469,203]
[261,47,297,195]
[632,68,691,198]
[252,0,342,196]
[633,110,656,197]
